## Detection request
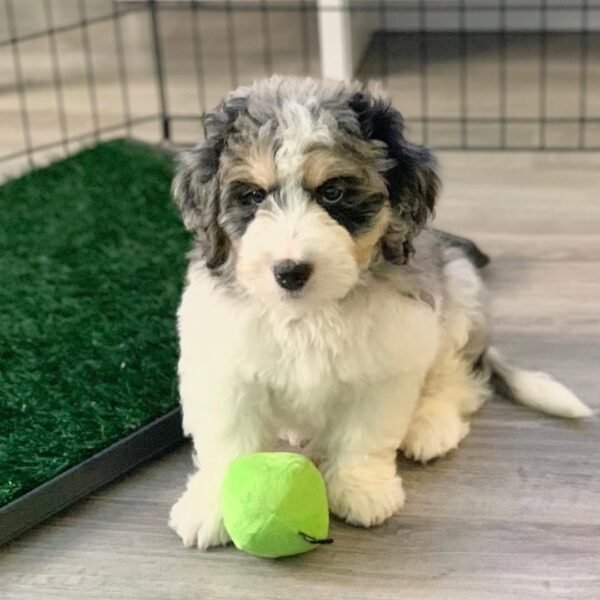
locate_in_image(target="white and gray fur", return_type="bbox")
[169,76,592,550]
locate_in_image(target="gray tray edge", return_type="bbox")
[0,406,184,547]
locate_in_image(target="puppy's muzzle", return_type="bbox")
[273,260,313,291]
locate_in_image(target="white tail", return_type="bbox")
[485,347,593,419]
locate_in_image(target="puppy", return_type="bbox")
[168,76,591,549]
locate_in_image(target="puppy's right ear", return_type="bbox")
[172,92,250,270]
[172,137,229,270]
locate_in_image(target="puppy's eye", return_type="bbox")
[319,182,344,204]
[242,188,266,205]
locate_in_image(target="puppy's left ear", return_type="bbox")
[349,91,440,264]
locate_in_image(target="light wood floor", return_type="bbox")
[1,151,599,599]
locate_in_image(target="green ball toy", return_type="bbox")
[220,452,333,558]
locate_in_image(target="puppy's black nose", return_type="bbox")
[273,260,313,291]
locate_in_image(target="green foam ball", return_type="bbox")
[221,452,332,558]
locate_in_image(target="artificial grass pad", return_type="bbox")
[0,140,189,507]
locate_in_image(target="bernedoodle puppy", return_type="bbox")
[168,76,591,549]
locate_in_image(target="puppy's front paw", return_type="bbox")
[401,409,470,463]
[326,470,405,528]
[169,486,230,550]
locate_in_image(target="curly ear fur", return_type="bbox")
[171,94,248,270]
[349,91,440,264]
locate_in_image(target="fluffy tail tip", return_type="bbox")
[508,370,593,419]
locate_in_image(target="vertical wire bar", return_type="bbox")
[224,0,239,88]
[538,0,548,149]
[299,0,311,76]
[78,0,101,141]
[418,0,429,145]
[112,2,133,136]
[43,0,69,154]
[378,0,389,86]
[498,0,507,149]
[578,0,589,149]
[260,0,273,76]
[149,0,170,140]
[190,0,207,117]
[5,0,34,167]
[458,0,468,148]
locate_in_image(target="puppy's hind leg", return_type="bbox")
[401,351,490,463]
[401,249,490,463]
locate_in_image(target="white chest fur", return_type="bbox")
[178,271,440,428]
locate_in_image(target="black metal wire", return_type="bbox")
[148,0,170,140]
[190,0,207,115]
[224,0,239,88]
[539,0,548,149]
[43,0,69,154]
[379,0,389,86]
[2,0,600,160]
[578,0,590,150]
[418,0,429,145]
[498,0,508,149]
[0,115,158,165]
[112,3,133,136]
[426,145,600,152]
[0,4,146,49]
[78,0,101,141]
[5,0,34,167]
[299,0,311,76]
[260,0,273,76]
[418,116,600,125]
[129,2,600,15]
[458,0,468,148]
